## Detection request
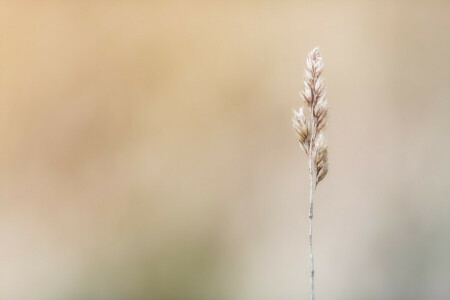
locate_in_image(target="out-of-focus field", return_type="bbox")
[1,1,449,299]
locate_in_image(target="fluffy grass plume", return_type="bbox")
[292,47,329,300]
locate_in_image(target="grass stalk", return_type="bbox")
[292,47,329,300]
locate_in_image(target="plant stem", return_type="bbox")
[308,143,315,300]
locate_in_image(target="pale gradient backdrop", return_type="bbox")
[1,1,450,299]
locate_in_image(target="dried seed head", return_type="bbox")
[314,96,328,131]
[301,86,312,106]
[302,47,325,108]
[313,133,329,184]
[293,47,329,186]
[293,107,310,153]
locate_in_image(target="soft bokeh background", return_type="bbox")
[1,1,449,299]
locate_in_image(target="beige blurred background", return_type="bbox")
[1,1,450,299]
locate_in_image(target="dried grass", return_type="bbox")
[292,47,329,300]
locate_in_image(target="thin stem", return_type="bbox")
[308,82,316,300]
[308,145,315,300]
